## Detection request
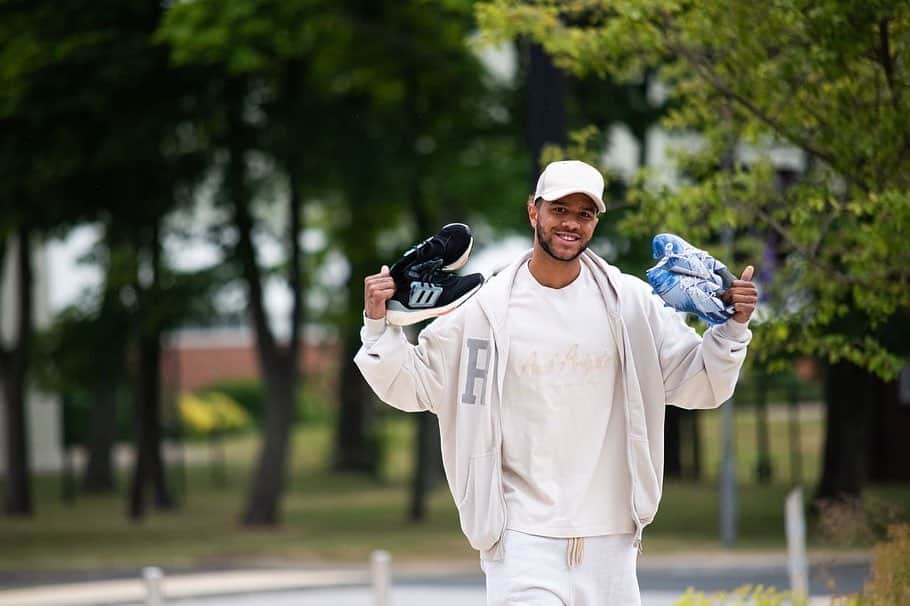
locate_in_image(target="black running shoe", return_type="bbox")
[389,223,474,285]
[386,258,484,326]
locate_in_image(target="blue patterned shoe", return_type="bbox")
[646,233,736,325]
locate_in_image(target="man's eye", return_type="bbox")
[580,212,593,220]
[553,207,566,214]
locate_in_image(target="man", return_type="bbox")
[356,160,757,605]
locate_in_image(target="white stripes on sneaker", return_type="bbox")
[408,282,443,307]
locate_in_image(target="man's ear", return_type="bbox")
[527,200,538,230]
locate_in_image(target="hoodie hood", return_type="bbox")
[477,249,623,327]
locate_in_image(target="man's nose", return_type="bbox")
[561,214,581,229]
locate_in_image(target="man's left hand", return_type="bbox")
[722,265,758,324]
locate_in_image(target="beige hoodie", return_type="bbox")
[355,250,751,561]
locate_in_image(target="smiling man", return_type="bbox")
[357,159,757,605]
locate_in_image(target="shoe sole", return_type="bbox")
[440,223,473,271]
[443,235,473,271]
[386,280,483,326]
[390,224,473,277]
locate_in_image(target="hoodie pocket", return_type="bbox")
[628,436,661,522]
[457,451,505,551]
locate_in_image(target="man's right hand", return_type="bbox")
[364,265,397,320]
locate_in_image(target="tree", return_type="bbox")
[157,0,351,525]
[34,253,133,494]
[0,229,33,515]
[319,2,529,515]
[1,0,212,517]
[478,1,910,497]
[315,1,528,481]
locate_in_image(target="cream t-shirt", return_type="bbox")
[501,261,635,538]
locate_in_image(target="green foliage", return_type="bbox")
[673,585,805,606]
[478,0,910,379]
[296,382,334,425]
[201,379,266,425]
[732,366,822,408]
[179,391,252,438]
[815,495,908,549]
[540,125,603,168]
[201,378,335,427]
[864,523,910,606]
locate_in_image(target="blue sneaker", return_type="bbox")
[646,233,736,325]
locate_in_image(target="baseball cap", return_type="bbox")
[533,160,606,213]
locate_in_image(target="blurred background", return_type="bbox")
[1,0,909,601]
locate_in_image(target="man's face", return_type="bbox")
[528,193,600,262]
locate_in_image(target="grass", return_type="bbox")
[0,403,908,572]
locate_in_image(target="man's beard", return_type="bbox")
[535,216,589,262]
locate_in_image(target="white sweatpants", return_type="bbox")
[481,530,641,606]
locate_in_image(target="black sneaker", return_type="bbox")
[386,258,484,326]
[389,223,474,285]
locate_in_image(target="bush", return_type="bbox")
[674,585,805,605]
[179,391,252,438]
[201,378,335,427]
[200,379,265,425]
[815,495,906,548]
[297,382,334,425]
[861,523,910,605]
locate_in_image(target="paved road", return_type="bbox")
[0,555,868,606]
[128,560,867,606]
[155,585,685,606]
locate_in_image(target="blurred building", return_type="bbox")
[0,236,64,474]
[161,325,339,393]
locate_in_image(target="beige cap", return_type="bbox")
[534,160,606,213]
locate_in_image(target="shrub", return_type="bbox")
[815,495,906,548]
[179,391,252,438]
[674,585,806,605]
[297,382,334,425]
[201,378,335,427]
[200,379,265,425]
[863,523,910,605]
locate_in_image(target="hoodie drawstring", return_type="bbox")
[567,537,585,568]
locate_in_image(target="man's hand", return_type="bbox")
[722,265,758,324]
[364,265,397,320]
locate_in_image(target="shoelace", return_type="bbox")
[662,250,733,291]
[405,234,444,260]
[408,257,456,285]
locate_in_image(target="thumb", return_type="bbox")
[381,264,390,275]
[740,265,754,281]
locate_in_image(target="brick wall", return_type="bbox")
[160,328,339,393]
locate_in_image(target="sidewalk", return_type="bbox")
[0,550,869,606]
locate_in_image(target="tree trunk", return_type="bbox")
[787,376,803,486]
[634,70,652,170]
[409,411,443,521]
[666,407,702,480]
[664,406,682,478]
[754,369,773,484]
[1,227,34,516]
[816,361,869,500]
[128,221,173,519]
[526,41,567,185]
[865,366,910,482]
[688,410,702,480]
[227,75,302,526]
[243,361,295,525]
[334,328,378,473]
[82,382,117,492]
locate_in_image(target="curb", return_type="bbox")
[0,569,370,606]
